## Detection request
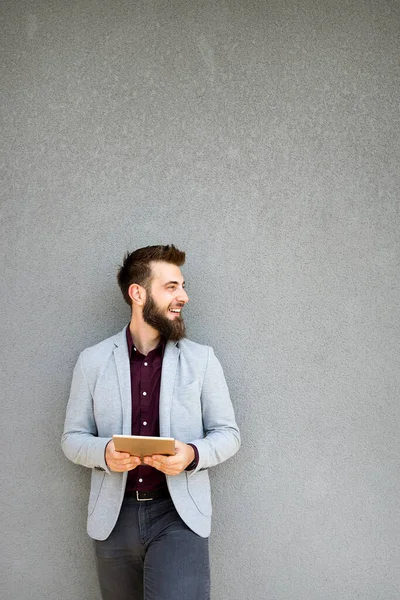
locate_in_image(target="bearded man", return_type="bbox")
[61,244,241,600]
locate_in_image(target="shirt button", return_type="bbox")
[143,421,147,426]
[142,391,147,396]
[144,362,148,366]
[139,478,143,483]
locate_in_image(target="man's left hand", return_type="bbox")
[143,440,195,475]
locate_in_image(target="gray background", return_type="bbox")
[1,0,399,598]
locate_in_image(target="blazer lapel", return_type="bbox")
[159,341,180,437]
[113,327,132,435]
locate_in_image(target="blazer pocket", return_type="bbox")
[88,471,105,515]
[172,379,202,441]
[186,469,212,517]
[175,379,200,396]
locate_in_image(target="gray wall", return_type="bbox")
[1,1,399,598]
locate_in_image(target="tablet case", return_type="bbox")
[113,435,175,459]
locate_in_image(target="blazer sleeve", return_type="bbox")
[188,347,241,474]
[61,352,111,473]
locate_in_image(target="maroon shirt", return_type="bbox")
[126,328,167,492]
[125,328,198,493]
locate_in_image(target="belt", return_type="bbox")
[125,488,170,502]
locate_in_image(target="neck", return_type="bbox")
[128,317,161,356]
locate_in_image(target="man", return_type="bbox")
[62,244,240,600]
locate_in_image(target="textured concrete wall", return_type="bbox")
[1,1,399,599]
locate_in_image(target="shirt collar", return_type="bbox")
[126,325,166,359]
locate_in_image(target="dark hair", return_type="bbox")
[117,244,186,306]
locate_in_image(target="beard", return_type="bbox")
[142,292,186,341]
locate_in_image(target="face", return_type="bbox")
[142,261,189,341]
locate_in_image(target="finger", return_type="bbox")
[116,454,140,463]
[148,459,184,475]
[114,458,137,467]
[115,457,140,469]
[126,462,140,471]
[112,451,132,459]
[145,454,177,466]
[147,454,170,463]
[160,466,181,476]
[112,460,139,472]
[145,459,167,472]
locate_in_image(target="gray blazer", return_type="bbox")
[61,326,240,540]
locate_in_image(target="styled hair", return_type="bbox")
[117,244,186,305]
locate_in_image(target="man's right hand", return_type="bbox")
[105,440,141,472]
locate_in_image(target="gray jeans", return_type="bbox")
[94,495,210,600]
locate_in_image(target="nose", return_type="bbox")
[178,288,189,304]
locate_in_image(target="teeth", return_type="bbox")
[170,308,181,313]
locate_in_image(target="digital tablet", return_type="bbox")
[112,435,176,459]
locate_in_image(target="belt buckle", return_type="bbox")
[136,491,153,501]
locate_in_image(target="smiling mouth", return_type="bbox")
[169,308,181,314]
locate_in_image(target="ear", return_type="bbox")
[128,283,146,306]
